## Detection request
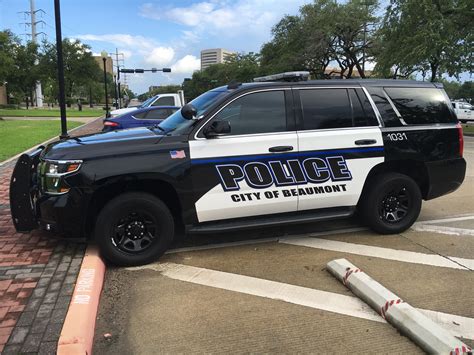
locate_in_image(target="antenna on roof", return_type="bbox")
[253,71,310,82]
[227,80,242,89]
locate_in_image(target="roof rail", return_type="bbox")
[253,71,310,82]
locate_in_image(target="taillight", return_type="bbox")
[104,121,119,127]
[457,122,464,157]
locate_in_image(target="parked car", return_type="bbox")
[10,74,466,266]
[452,101,473,123]
[103,106,179,131]
[110,91,185,117]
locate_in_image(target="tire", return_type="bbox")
[359,173,421,234]
[95,192,174,266]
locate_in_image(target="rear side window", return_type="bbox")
[299,88,377,130]
[144,109,171,120]
[349,89,379,127]
[385,87,456,124]
[299,89,352,130]
[133,111,147,119]
[365,86,400,127]
[152,96,175,106]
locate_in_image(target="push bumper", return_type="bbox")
[10,149,87,239]
[425,157,466,200]
[9,149,43,232]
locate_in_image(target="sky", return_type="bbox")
[0,0,312,94]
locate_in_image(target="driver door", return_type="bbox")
[189,89,299,223]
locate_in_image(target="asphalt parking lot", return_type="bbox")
[93,136,474,354]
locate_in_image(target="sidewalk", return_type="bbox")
[0,119,102,353]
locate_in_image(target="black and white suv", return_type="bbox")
[10,74,466,265]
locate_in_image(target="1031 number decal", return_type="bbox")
[387,132,408,141]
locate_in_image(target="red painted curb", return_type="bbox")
[57,245,105,355]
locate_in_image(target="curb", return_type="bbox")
[57,245,106,355]
[327,258,471,354]
[0,116,103,167]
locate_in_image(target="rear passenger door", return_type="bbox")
[189,89,299,223]
[295,87,384,211]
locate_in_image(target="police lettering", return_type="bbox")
[216,156,351,191]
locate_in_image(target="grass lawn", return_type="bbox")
[0,107,104,118]
[462,124,474,135]
[0,120,82,162]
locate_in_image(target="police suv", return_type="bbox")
[10,73,466,265]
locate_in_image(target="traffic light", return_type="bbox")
[163,68,171,73]
[134,69,145,73]
[120,69,134,73]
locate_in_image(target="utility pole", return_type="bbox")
[21,0,46,107]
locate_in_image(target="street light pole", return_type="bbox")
[101,50,110,118]
[54,0,68,138]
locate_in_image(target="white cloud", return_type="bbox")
[140,0,308,38]
[171,55,201,74]
[144,47,175,66]
[76,34,155,52]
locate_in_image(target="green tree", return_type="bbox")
[374,0,473,81]
[39,38,102,103]
[0,30,17,83]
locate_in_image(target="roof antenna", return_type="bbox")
[227,80,241,90]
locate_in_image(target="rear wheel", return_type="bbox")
[360,173,421,234]
[95,192,174,266]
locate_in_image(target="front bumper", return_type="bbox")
[10,150,87,239]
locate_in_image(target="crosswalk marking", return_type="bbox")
[127,262,474,340]
[412,224,474,236]
[279,237,473,270]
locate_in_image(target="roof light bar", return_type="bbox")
[253,71,310,83]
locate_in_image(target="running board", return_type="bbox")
[187,207,355,234]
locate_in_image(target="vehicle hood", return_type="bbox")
[110,107,137,116]
[42,127,164,161]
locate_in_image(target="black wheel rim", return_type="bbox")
[111,211,159,254]
[378,186,411,224]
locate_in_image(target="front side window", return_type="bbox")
[299,89,352,130]
[385,87,456,124]
[212,91,287,136]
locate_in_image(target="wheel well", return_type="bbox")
[360,160,429,203]
[84,179,182,238]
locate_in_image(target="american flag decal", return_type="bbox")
[170,150,186,159]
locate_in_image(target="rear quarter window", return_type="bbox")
[384,87,456,124]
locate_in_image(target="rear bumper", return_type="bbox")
[425,157,466,200]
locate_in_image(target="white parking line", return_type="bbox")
[279,237,473,270]
[166,227,367,254]
[416,215,474,225]
[127,262,474,340]
[412,224,474,236]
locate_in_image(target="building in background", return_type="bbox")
[149,85,161,93]
[200,48,236,70]
[93,55,114,75]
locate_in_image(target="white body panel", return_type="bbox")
[190,133,299,222]
[297,127,384,210]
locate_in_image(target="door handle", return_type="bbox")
[355,139,377,146]
[269,146,293,152]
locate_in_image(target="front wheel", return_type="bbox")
[95,192,174,266]
[359,173,422,234]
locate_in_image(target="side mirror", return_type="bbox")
[203,121,231,138]
[181,104,198,120]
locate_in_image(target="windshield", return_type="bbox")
[157,90,228,135]
[139,96,156,108]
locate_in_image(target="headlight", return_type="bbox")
[39,160,82,194]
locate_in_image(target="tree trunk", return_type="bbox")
[430,62,438,82]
